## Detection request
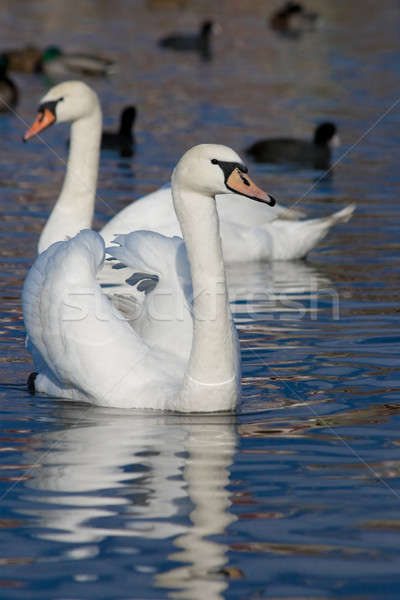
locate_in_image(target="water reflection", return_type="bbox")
[156,417,236,600]
[20,407,237,600]
[227,259,335,323]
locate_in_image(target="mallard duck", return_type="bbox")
[0,54,18,112]
[245,122,338,170]
[39,46,115,77]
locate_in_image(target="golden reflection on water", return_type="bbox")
[239,401,400,440]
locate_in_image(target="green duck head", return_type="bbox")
[42,46,63,63]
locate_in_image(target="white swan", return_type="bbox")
[23,81,355,262]
[23,143,276,411]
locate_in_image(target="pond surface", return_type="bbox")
[0,0,400,598]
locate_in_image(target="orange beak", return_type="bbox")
[23,108,56,142]
[226,168,276,206]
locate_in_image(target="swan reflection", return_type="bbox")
[21,407,237,600]
[227,259,336,322]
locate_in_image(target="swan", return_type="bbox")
[22,143,276,411]
[23,81,355,262]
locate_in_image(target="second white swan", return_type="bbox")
[23,81,355,262]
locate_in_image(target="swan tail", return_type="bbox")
[268,204,356,260]
[317,203,356,226]
[276,205,307,220]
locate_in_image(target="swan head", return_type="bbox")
[23,80,100,141]
[172,144,276,206]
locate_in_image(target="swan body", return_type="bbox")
[23,144,276,411]
[23,81,355,264]
[100,183,354,262]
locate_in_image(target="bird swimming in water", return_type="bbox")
[245,122,338,170]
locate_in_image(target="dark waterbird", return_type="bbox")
[0,54,18,112]
[269,1,318,37]
[101,106,137,157]
[158,20,213,61]
[2,44,42,73]
[245,122,338,170]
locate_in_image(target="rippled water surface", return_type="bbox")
[1,0,400,598]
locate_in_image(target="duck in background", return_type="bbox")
[269,2,318,38]
[101,106,137,157]
[158,20,214,61]
[38,46,115,77]
[0,55,18,112]
[2,45,42,73]
[2,44,115,77]
[245,122,339,171]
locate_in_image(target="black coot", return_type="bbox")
[101,106,137,158]
[245,122,337,170]
[158,20,213,61]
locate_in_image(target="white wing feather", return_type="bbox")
[23,230,183,408]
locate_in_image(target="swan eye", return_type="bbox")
[210,159,250,190]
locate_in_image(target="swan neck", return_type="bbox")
[172,182,236,395]
[38,106,102,253]
[60,109,101,209]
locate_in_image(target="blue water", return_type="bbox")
[1,0,400,598]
